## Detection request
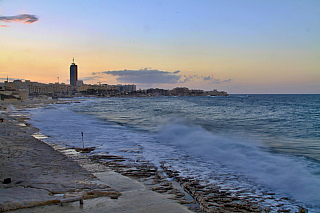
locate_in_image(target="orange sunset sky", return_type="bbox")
[1,0,319,93]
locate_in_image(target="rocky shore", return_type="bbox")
[84,144,306,213]
[0,101,192,213]
[0,100,306,213]
[88,151,268,213]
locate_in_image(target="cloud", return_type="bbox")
[98,68,182,85]
[79,76,102,82]
[94,68,232,87]
[203,75,220,83]
[0,14,39,27]
[0,24,9,28]
[221,79,232,83]
[0,77,24,81]
[203,75,232,84]
[203,76,212,81]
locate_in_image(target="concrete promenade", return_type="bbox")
[0,101,192,212]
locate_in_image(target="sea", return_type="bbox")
[26,94,320,212]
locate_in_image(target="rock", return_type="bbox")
[3,178,11,184]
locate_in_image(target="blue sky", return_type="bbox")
[0,0,319,93]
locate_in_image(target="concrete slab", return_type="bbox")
[0,108,192,213]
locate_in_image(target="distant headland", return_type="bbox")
[0,59,227,102]
[0,79,228,101]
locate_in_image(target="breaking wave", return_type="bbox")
[158,122,320,206]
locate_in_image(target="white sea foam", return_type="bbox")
[5,104,16,112]
[27,98,320,211]
[158,122,320,206]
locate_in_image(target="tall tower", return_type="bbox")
[70,57,78,86]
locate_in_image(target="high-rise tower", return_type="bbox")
[70,57,78,86]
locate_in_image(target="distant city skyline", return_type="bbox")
[0,0,319,94]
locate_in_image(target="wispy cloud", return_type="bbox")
[203,76,212,81]
[0,77,24,81]
[221,79,232,83]
[95,68,183,85]
[203,75,232,84]
[79,76,102,82]
[0,14,39,27]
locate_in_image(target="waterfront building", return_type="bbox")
[146,88,169,96]
[117,84,136,93]
[76,80,83,87]
[190,89,204,95]
[70,58,78,86]
[77,84,120,96]
[1,78,227,99]
[172,87,190,96]
[204,89,228,96]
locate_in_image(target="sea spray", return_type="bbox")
[27,95,320,211]
[157,122,320,206]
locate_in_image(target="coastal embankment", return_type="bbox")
[0,100,192,213]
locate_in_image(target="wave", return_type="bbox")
[157,122,320,206]
[28,100,320,210]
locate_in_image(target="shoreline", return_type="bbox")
[0,99,306,213]
[0,100,193,212]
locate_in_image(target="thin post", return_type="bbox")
[81,132,84,149]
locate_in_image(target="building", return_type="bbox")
[190,89,204,95]
[70,58,78,86]
[76,80,83,87]
[0,80,29,101]
[146,88,169,96]
[117,84,136,93]
[171,87,190,96]
[77,84,121,96]
[4,81,16,91]
[204,89,228,96]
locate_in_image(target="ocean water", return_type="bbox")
[27,94,320,212]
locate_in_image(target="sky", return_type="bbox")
[0,0,319,94]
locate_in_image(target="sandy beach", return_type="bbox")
[0,100,193,213]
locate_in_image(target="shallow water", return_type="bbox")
[28,95,320,212]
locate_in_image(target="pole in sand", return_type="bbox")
[81,132,84,149]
